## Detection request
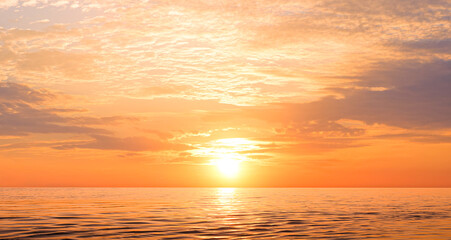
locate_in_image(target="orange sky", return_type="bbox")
[0,0,450,187]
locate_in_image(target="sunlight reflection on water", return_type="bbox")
[0,188,450,239]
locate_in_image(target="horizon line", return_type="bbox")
[1,186,450,188]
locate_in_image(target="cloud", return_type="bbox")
[0,29,45,42]
[0,46,16,63]
[67,116,140,126]
[394,39,451,54]
[55,134,191,152]
[0,0,18,9]
[0,139,85,150]
[22,0,39,7]
[0,82,190,154]
[0,82,107,136]
[136,84,193,97]
[0,81,54,103]
[374,133,451,144]
[50,0,69,8]
[0,101,107,136]
[318,0,450,19]
[1,2,449,146]
[245,59,451,130]
[259,139,364,154]
[191,58,451,158]
[1,0,448,106]
[30,19,50,24]
[17,50,97,80]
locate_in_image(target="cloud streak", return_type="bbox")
[0,82,107,136]
[55,134,191,152]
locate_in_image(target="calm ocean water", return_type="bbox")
[0,188,450,239]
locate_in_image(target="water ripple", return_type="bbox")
[0,188,450,239]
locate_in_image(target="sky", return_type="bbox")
[0,0,450,187]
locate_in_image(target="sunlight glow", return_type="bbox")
[215,157,240,177]
[189,137,264,179]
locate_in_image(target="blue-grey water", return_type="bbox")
[0,188,450,239]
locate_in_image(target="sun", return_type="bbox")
[215,158,240,178]
[189,138,260,178]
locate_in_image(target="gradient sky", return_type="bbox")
[0,0,450,187]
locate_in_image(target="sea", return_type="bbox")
[0,188,450,239]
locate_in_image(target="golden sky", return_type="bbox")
[0,0,450,187]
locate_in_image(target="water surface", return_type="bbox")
[0,188,450,239]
